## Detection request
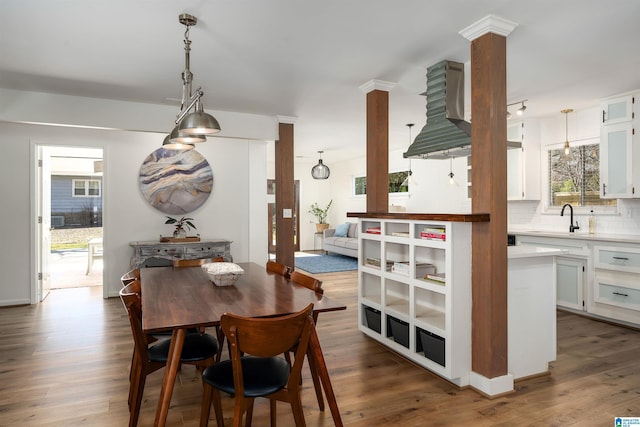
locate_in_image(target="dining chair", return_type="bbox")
[266,260,291,278]
[199,304,315,427]
[120,269,140,287]
[172,256,224,268]
[287,270,325,410]
[120,279,220,427]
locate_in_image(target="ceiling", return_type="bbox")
[2,0,639,162]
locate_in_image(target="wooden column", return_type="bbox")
[470,32,508,379]
[360,80,394,213]
[275,122,295,268]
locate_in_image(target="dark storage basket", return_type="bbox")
[363,306,381,333]
[387,316,410,348]
[417,327,445,366]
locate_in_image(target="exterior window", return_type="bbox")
[353,172,409,196]
[548,144,614,207]
[73,179,101,197]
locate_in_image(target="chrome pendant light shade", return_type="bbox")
[165,13,221,147]
[311,151,330,180]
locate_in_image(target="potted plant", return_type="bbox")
[309,200,332,232]
[165,216,197,239]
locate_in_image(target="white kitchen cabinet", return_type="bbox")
[357,217,472,386]
[507,120,541,200]
[556,256,586,311]
[600,94,634,125]
[600,92,639,199]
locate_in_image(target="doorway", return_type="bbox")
[34,145,104,302]
[267,179,300,255]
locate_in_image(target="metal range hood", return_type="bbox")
[404,60,521,159]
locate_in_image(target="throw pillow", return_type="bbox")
[334,223,350,237]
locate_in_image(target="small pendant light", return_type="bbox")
[561,108,573,156]
[401,124,416,187]
[311,151,330,180]
[448,157,455,185]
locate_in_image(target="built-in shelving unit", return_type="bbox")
[354,215,474,386]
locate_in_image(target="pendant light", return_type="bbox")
[401,124,416,187]
[311,151,330,180]
[448,157,455,185]
[165,14,221,147]
[562,108,573,156]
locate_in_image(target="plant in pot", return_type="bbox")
[165,216,197,239]
[309,200,332,232]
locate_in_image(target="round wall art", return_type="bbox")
[139,147,213,215]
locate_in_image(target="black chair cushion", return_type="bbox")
[202,356,290,398]
[148,332,219,363]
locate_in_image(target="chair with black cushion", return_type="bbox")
[266,260,291,278]
[199,304,315,427]
[287,270,325,410]
[120,279,219,427]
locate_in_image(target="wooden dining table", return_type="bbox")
[139,262,347,427]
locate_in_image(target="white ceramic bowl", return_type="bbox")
[201,262,244,287]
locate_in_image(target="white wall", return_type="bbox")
[0,90,274,305]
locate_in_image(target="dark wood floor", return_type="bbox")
[1,269,639,426]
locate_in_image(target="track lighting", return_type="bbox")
[507,99,527,120]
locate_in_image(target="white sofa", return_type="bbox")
[322,222,358,258]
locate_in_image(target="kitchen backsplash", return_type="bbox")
[508,199,640,236]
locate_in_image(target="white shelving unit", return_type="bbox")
[357,217,472,386]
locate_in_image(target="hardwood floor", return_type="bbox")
[1,270,639,426]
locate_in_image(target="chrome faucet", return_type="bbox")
[560,203,580,232]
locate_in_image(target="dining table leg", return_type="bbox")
[154,327,186,427]
[307,325,343,427]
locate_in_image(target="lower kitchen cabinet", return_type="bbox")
[556,256,586,311]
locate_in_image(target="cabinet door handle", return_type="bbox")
[612,291,629,297]
[602,183,607,196]
[602,110,606,123]
[612,256,629,261]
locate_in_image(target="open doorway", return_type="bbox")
[35,145,103,301]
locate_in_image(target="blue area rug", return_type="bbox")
[294,254,358,274]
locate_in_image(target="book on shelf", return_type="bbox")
[419,230,446,241]
[365,227,381,234]
[391,262,436,276]
[391,231,410,237]
[424,272,446,284]
[365,257,393,270]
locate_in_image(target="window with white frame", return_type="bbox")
[73,179,101,197]
[547,143,615,208]
[353,171,409,196]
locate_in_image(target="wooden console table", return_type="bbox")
[129,239,232,268]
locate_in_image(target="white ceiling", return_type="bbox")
[2,0,639,162]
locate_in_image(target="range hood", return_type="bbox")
[403,60,521,160]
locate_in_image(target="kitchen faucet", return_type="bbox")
[560,203,580,232]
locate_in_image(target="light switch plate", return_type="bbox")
[283,208,292,218]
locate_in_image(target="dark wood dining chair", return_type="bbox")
[266,260,291,278]
[172,256,224,267]
[120,269,140,287]
[120,279,219,427]
[199,304,315,427]
[288,270,325,410]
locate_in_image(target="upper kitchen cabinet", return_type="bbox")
[507,119,541,200]
[601,94,634,125]
[600,92,639,198]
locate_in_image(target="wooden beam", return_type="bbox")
[366,89,389,213]
[275,122,295,268]
[470,32,509,379]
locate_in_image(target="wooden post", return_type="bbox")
[461,15,517,395]
[275,121,295,269]
[360,80,395,213]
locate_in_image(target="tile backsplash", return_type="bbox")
[508,199,640,236]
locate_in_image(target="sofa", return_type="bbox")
[323,222,358,258]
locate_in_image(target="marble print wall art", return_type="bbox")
[139,148,213,215]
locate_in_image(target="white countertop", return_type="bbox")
[508,229,640,245]
[508,245,567,259]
